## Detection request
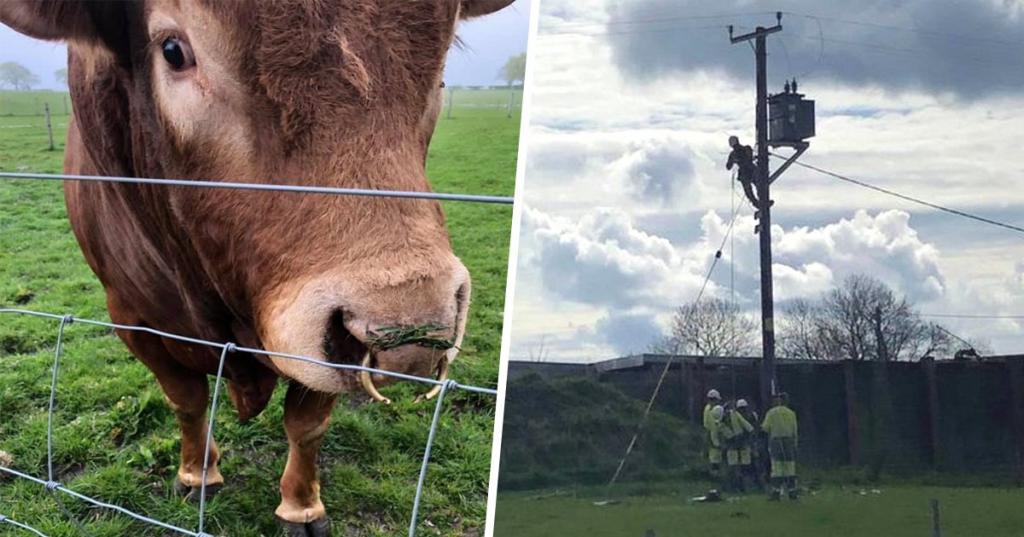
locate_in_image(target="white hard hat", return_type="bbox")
[711,405,725,420]
[736,399,748,408]
[707,389,721,400]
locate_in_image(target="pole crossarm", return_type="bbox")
[729,24,782,43]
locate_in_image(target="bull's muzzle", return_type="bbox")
[358,351,450,405]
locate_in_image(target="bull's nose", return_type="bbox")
[321,310,367,365]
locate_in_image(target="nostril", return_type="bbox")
[322,309,365,365]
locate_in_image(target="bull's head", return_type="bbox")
[1,0,514,396]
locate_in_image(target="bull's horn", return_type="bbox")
[359,352,391,405]
[416,358,450,403]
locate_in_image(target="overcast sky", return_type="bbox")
[511,0,1024,362]
[0,1,531,89]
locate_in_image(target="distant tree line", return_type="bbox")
[0,61,69,91]
[655,274,985,361]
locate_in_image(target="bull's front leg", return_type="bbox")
[276,381,338,537]
[116,330,224,500]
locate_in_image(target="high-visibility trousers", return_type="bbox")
[708,446,723,465]
[768,437,797,478]
[727,445,752,466]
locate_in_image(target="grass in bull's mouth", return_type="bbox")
[0,91,519,536]
[367,325,456,352]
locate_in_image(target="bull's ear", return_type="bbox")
[460,0,516,19]
[0,0,117,42]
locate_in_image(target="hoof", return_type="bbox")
[172,477,223,503]
[277,515,332,537]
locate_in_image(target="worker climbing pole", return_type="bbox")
[727,13,815,408]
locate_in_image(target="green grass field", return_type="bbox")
[0,91,72,117]
[0,94,519,535]
[495,483,1024,537]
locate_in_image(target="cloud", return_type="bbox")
[593,310,665,355]
[522,205,707,310]
[606,140,697,205]
[603,0,1024,97]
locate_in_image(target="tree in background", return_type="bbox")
[500,52,526,118]
[657,297,758,357]
[779,274,955,361]
[55,67,68,87]
[0,62,40,90]
[500,52,527,86]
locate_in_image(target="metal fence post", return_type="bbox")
[931,499,941,537]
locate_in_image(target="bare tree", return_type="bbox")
[778,298,829,360]
[0,62,39,91]
[780,274,954,361]
[661,297,758,357]
[55,67,68,87]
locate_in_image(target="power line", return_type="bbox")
[769,155,1024,236]
[784,11,1024,49]
[544,10,776,30]
[916,313,1024,320]
[540,23,725,38]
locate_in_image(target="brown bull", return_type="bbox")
[0,0,514,534]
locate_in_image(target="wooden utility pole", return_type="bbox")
[730,15,782,408]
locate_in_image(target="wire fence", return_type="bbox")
[0,171,510,536]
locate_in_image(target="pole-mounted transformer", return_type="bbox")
[768,84,815,146]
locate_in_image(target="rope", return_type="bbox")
[604,202,745,492]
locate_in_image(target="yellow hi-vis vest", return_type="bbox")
[703,403,715,431]
[724,410,754,441]
[762,405,798,440]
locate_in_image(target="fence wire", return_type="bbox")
[0,514,48,537]
[0,309,497,536]
[0,167,508,536]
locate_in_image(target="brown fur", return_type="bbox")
[2,0,513,526]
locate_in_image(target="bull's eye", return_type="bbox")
[161,37,194,71]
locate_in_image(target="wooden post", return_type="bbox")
[844,360,861,466]
[799,364,816,464]
[682,359,694,421]
[697,355,707,418]
[930,499,941,537]
[506,83,515,118]
[922,356,941,469]
[1007,357,1024,483]
[44,103,55,151]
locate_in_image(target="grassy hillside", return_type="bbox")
[497,374,704,491]
[0,101,519,535]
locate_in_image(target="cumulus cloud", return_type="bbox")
[594,310,665,355]
[521,206,707,310]
[516,202,956,358]
[606,141,698,205]
[602,0,1024,97]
